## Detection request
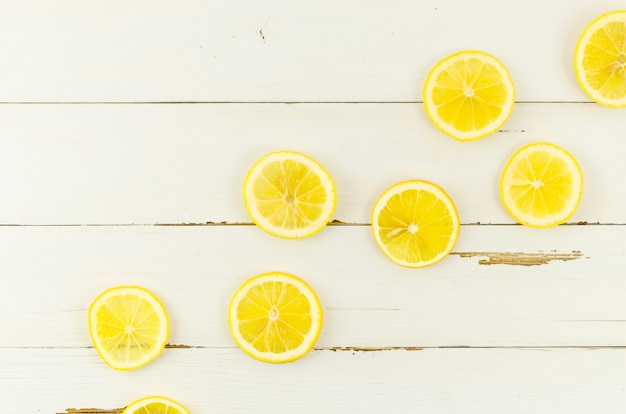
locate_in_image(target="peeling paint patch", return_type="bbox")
[59,409,123,414]
[324,346,423,352]
[165,343,194,348]
[453,250,584,266]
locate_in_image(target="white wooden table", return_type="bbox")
[2,1,626,412]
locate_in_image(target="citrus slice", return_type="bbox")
[575,10,626,107]
[500,142,583,228]
[243,151,337,239]
[371,180,460,268]
[88,286,169,371]
[123,396,190,414]
[423,50,516,141]
[228,272,323,363]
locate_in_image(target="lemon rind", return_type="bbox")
[500,142,584,228]
[371,180,461,268]
[123,396,190,414]
[88,286,170,371]
[243,151,337,239]
[423,50,516,142]
[574,10,626,108]
[228,272,323,363]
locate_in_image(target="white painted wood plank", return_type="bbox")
[0,0,619,102]
[1,103,624,225]
[2,225,625,348]
[3,347,626,413]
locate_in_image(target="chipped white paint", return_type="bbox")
[2,0,626,412]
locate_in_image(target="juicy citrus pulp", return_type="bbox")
[228,272,323,363]
[423,50,515,141]
[243,151,337,239]
[123,396,190,414]
[88,286,169,371]
[575,10,626,107]
[372,180,460,268]
[500,142,583,228]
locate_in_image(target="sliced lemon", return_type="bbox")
[500,142,583,228]
[423,50,515,141]
[575,10,626,107]
[88,286,169,371]
[228,272,323,363]
[371,180,460,268]
[123,396,190,414]
[243,151,337,239]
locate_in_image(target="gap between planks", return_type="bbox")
[14,345,626,351]
[0,221,620,227]
[0,101,596,105]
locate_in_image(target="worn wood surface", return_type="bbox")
[2,0,626,412]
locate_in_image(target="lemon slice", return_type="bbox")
[88,286,169,371]
[228,272,323,363]
[371,180,460,268]
[500,142,583,228]
[123,396,190,414]
[575,10,626,107]
[423,50,516,141]
[243,151,337,239]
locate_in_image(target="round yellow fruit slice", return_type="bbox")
[228,272,323,363]
[371,180,460,268]
[88,286,169,371]
[243,151,337,239]
[575,10,626,107]
[123,396,190,414]
[500,142,583,228]
[423,50,515,141]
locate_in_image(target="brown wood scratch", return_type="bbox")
[59,409,123,414]
[453,250,584,266]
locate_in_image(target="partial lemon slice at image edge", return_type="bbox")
[123,396,190,414]
[228,272,323,363]
[371,180,460,268]
[243,151,337,239]
[575,10,626,107]
[423,50,515,141]
[500,142,583,228]
[88,286,169,371]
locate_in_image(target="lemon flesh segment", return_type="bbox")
[372,180,460,268]
[575,10,626,107]
[123,396,190,414]
[500,143,583,228]
[244,151,337,239]
[229,272,323,363]
[424,50,515,141]
[88,286,169,371]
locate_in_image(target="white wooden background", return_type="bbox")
[2,1,626,412]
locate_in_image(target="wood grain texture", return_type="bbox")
[2,225,626,349]
[1,103,624,225]
[0,0,622,102]
[4,347,626,413]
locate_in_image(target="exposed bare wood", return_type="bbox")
[325,347,423,352]
[453,250,584,266]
